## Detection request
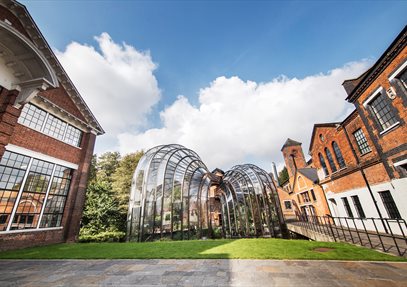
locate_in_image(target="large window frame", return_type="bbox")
[353,129,371,155]
[341,197,354,218]
[363,88,399,134]
[332,142,346,169]
[351,195,365,218]
[379,191,401,219]
[319,153,329,176]
[325,147,337,173]
[18,103,83,147]
[389,60,407,106]
[0,150,73,233]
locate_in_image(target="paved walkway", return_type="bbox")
[0,259,406,286]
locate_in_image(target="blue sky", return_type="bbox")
[21,0,407,171]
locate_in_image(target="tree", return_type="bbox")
[278,167,289,185]
[111,151,144,214]
[88,154,98,184]
[96,151,120,183]
[80,181,124,235]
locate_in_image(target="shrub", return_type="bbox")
[79,231,126,243]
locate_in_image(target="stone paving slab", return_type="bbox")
[0,259,406,287]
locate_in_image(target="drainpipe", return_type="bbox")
[342,126,388,233]
[290,154,297,174]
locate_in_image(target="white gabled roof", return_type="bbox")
[1,0,104,135]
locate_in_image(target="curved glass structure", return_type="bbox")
[127,144,284,241]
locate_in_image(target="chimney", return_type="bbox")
[272,162,279,186]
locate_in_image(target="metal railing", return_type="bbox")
[288,214,407,257]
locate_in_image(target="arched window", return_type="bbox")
[332,142,346,169]
[319,153,328,176]
[297,176,306,190]
[325,148,337,173]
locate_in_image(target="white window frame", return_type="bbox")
[18,103,83,149]
[363,87,383,107]
[388,60,407,81]
[362,87,399,134]
[1,147,76,233]
[5,144,78,170]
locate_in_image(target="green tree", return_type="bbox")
[96,151,120,183]
[80,181,124,235]
[278,166,289,185]
[88,155,98,184]
[111,151,144,213]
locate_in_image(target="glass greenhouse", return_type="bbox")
[127,144,284,241]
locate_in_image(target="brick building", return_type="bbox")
[278,139,330,220]
[277,25,406,234]
[309,25,407,232]
[0,0,103,250]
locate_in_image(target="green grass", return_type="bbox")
[0,239,404,261]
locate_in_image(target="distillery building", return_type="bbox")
[0,0,103,250]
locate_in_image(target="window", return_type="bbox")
[332,142,346,169]
[18,104,47,131]
[399,68,407,89]
[18,103,83,147]
[43,114,67,141]
[389,64,407,104]
[325,148,337,173]
[297,194,301,204]
[367,92,398,131]
[64,125,82,147]
[351,195,365,218]
[319,153,329,176]
[0,151,30,231]
[40,165,72,228]
[342,197,353,217]
[310,189,316,201]
[301,191,311,203]
[353,129,371,155]
[284,201,292,210]
[379,191,401,219]
[0,151,73,232]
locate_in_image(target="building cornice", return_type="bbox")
[1,0,104,135]
[345,25,407,103]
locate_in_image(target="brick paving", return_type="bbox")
[0,259,406,286]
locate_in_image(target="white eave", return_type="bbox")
[1,0,104,135]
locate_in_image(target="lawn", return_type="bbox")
[0,238,404,261]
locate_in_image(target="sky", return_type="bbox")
[21,0,407,172]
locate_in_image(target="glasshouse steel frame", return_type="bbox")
[127,144,284,241]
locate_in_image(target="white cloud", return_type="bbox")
[118,60,371,171]
[55,33,161,150]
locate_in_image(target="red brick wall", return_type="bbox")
[353,47,407,179]
[10,124,82,164]
[323,170,365,194]
[39,87,87,122]
[311,126,359,174]
[0,88,21,157]
[64,132,96,242]
[342,114,380,163]
[0,229,65,251]
[277,187,297,219]
[364,163,391,184]
[282,145,307,178]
